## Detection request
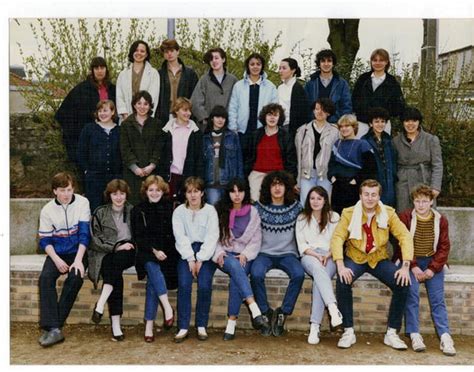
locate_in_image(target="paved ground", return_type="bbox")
[10,323,474,365]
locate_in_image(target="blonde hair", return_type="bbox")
[337,114,359,136]
[140,175,170,200]
[171,97,192,117]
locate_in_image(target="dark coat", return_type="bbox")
[352,71,405,123]
[244,126,297,178]
[304,71,352,124]
[55,79,116,163]
[362,129,397,207]
[131,199,178,290]
[88,202,134,289]
[288,81,311,137]
[157,58,199,123]
[120,115,163,205]
[157,126,204,182]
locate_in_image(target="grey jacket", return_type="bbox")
[392,129,443,212]
[190,70,238,127]
[88,203,134,288]
[294,121,339,186]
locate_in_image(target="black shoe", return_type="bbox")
[111,334,125,342]
[260,309,273,337]
[223,332,235,341]
[272,307,287,337]
[91,304,103,324]
[251,315,267,330]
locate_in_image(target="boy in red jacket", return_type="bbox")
[394,184,456,356]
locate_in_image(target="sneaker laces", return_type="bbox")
[277,313,285,326]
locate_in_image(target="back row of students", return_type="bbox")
[37,171,456,358]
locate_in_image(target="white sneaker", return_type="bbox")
[328,307,343,328]
[410,333,426,352]
[440,333,456,356]
[308,323,320,345]
[384,329,408,350]
[337,328,356,349]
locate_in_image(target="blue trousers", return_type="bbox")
[250,254,305,315]
[299,169,332,205]
[219,253,254,317]
[205,187,225,206]
[177,242,217,329]
[405,256,450,336]
[336,258,409,331]
[144,261,169,321]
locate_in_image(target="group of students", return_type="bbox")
[37,38,454,356]
[37,170,455,358]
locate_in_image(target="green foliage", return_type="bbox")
[17,18,163,113]
[399,62,474,206]
[174,18,282,84]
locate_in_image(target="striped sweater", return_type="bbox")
[38,194,91,255]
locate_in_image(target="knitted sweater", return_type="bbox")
[254,201,302,257]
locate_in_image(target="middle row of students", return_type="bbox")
[90,172,344,344]
[80,93,422,216]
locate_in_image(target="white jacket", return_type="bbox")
[116,61,160,117]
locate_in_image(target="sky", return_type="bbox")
[9,18,474,76]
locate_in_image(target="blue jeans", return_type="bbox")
[144,261,168,321]
[405,256,450,336]
[336,258,409,331]
[250,254,305,315]
[299,169,332,205]
[219,253,254,317]
[177,242,217,329]
[205,187,225,206]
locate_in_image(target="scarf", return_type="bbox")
[229,204,251,229]
[347,200,388,241]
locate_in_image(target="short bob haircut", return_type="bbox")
[312,97,336,116]
[94,100,118,122]
[370,48,391,72]
[183,176,206,208]
[171,97,193,118]
[206,105,228,132]
[89,56,110,85]
[281,57,301,78]
[359,179,383,196]
[140,175,170,200]
[51,172,76,191]
[259,170,296,206]
[401,106,423,125]
[203,47,227,68]
[337,114,359,136]
[410,184,434,201]
[316,49,337,68]
[258,103,286,127]
[160,39,180,52]
[103,179,131,204]
[367,107,390,124]
[245,53,265,75]
[128,40,151,63]
[131,90,154,116]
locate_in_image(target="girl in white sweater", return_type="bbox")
[295,186,343,344]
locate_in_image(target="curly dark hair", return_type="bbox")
[259,170,296,206]
[245,52,265,75]
[128,40,151,63]
[215,178,251,245]
[258,103,286,127]
[367,107,390,123]
[312,97,336,116]
[316,49,337,68]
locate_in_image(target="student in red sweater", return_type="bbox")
[244,103,297,202]
[394,184,456,356]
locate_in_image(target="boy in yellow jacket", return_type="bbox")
[331,179,413,349]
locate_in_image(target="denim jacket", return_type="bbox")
[202,129,244,186]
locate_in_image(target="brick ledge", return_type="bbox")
[10,255,474,283]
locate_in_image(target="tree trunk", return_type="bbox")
[327,19,360,80]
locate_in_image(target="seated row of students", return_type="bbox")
[37,171,455,357]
